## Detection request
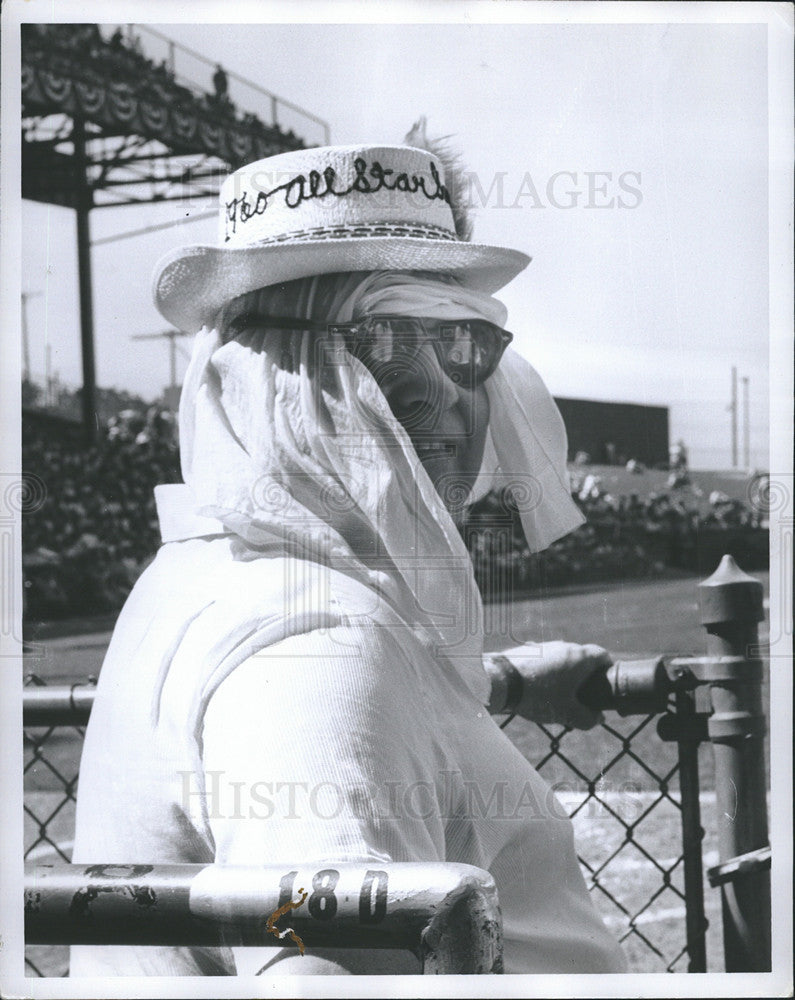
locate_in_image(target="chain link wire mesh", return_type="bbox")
[23,673,718,977]
[498,708,718,973]
[23,674,93,976]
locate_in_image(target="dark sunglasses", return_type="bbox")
[226,313,513,388]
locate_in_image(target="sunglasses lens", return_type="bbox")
[438,321,503,386]
[352,317,508,386]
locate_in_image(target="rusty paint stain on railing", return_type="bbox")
[25,861,503,974]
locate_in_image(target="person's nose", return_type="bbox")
[379,344,461,431]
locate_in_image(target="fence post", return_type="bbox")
[672,687,707,971]
[698,554,770,971]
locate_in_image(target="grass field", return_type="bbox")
[23,569,771,977]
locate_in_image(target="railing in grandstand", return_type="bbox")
[22,555,770,976]
[25,861,501,974]
[118,24,331,146]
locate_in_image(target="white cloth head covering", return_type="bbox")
[161,271,583,703]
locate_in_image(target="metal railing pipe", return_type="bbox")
[23,685,95,727]
[25,861,502,974]
[577,656,671,714]
[25,657,673,730]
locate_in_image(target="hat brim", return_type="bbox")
[153,238,531,333]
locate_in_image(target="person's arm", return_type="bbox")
[484,641,611,730]
[236,946,419,976]
[201,623,440,976]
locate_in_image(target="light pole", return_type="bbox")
[729,366,738,468]
[130,330,191,396]
[21,290,42,384]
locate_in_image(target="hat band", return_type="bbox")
[231,221,460,248]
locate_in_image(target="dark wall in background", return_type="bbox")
[554,397,670,466]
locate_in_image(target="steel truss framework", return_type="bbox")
[21,24,313,438]
[22,114,226,210]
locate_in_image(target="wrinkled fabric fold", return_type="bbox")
[170,271,582,703]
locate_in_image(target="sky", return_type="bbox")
[14,10,779,469]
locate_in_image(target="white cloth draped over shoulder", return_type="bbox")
[165,271,584,704]
[71,272,626,977]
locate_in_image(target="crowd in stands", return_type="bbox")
[465,469,768,601]
[22,24,302,150]
[22,408,769,619]
[23,407,181,619]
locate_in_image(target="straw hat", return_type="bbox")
[152,143,530,332]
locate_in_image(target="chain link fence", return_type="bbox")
[24,675,93,977]
[499,708,717,972]
[23,670,723,977]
